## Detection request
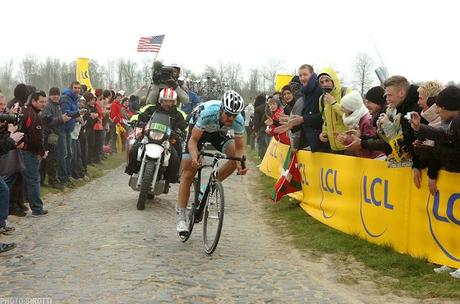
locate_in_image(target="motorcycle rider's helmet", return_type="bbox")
[158,88,177,111]
[222,90,244,115]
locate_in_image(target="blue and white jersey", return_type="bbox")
[189,100,245,136]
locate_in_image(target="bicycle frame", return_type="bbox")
[193,151,245,223]
[194,156,220,222]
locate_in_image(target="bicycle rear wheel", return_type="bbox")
[180,177,199,242]
[203,180,224,254]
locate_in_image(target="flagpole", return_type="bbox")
[144,51,159,103]
[144,35,164,105]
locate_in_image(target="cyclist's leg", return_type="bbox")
[178,158,197,209]
[178,126,202,209]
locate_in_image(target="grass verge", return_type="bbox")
[249,149,460,299]
[41,152,126,197]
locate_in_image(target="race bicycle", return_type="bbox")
[180,151,246,254]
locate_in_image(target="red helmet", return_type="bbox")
[159,88,177,102]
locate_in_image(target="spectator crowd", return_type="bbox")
[245,64,460,198]
[243,64,460,278]
[0,82,140,253]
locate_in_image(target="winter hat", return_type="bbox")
[365,86,386,107]
[290,75,300,84]
[317,73,333,83]
[14,83,28,102]
[281,85,291,94]
[436,85,460,111]
[341,91,364,112]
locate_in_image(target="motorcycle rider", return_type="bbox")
[176,90,248,235]
[125,88,187,193]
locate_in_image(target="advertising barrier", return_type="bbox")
[260,139,460,268]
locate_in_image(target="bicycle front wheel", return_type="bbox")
[203,180,224,254]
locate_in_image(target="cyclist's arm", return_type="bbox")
[234,135,245,159]
[188,126,204,163]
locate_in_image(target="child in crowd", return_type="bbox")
[265,96,290,145]
[337,91,385,159]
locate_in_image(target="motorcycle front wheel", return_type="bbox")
[137,160,156,210]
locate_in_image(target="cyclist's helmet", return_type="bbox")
[158,88,177,103]
[222,90,244,115]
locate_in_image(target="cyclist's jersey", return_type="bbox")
[189,100,245,136]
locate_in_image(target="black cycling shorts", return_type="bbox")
[182,125,235,160]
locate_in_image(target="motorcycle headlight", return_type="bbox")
[149,130,165,141]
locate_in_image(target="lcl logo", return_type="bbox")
[360,176,394,238]
[319,168,342,219]
[427,192,460,262]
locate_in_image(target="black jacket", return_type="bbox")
[138,104,187,133]
[253,102,267,133]
[362,85,423,166]
[0,134,16,156]
[418,115,460,174]
[21,105,45,156]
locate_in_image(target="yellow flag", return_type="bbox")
[76,57,94,93]
[274,73,293,92]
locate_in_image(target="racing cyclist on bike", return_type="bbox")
[176,90,248,235]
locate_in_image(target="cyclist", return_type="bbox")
[177,90,248,235]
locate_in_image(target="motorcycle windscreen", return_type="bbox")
[148,112,171,134]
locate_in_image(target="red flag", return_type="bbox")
[272,148,302,202]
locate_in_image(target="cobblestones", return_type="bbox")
[0,164,450,303]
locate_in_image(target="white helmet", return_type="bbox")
[159,88,177,102]
[222,90,244,114]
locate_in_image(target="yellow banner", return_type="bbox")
[76,57,94,93]
[274,74,293,92]
[260,138,460,268]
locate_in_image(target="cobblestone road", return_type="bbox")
[0,164,451,303]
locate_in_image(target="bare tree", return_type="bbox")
[352,53,376,97]
[0,60,16,99]
[19,55,40,85]
[106,60,116,89]
[121,59,138,93]
[262,58,285,91]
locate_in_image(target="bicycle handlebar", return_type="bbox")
[200,151,246,170]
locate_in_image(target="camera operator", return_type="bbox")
[17,91,49,216]
[146,61,189,107]
[0,93,24,253]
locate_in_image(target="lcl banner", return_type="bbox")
[260,139,460,268]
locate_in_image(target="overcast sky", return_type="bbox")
[1,0,459,84]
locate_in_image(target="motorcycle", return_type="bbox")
[128,112,174,210]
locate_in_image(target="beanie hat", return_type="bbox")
[341,91,364,112]
[317,73,333,82]
[14,83,28,102]
[281,85,291,94]
[365,86,386,107]
[436,85,460,111]
[290,75,300,84]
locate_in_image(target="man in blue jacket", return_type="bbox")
[59,81,81,186]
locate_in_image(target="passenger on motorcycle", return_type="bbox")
[176,90,248,235]
[125,88,187,192]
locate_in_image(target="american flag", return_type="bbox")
[137,35,165,52]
